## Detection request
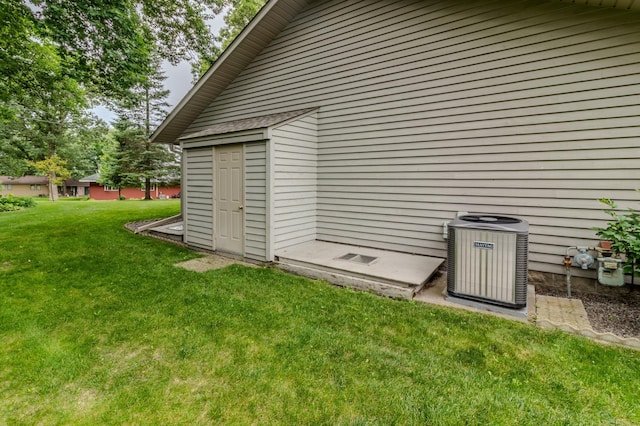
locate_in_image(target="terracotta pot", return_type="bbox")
[599,240,613,251]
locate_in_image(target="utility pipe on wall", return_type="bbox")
[563,246,596,297]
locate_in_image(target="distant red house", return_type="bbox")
[79,174,180,200]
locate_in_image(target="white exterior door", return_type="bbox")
[215,144,244,255]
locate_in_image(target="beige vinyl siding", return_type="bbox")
[184,0,640,275]
[184,147,214,250]
[0,184,49,197]
[245,142,268,260]
[271,113,318,251]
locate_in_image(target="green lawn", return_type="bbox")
[1,200,639,425]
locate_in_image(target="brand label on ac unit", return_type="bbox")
[474,241,495,249]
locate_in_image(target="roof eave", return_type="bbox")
[150,0,311,145]
[178,107,317,141]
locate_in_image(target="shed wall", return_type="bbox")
[184,0,640,275]
[184,147,215,250]
[272,113,318,251]
[245,142,269,260]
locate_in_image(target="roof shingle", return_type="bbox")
[0,176,49,185]
[179,108,316,140]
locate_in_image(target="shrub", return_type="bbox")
[0,195,36,212]
[594,193,640,279]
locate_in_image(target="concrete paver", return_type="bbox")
[535,295,591,329]
[175,255,256,272]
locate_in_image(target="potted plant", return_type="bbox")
[593,194,640,286]
[599,239,613,252]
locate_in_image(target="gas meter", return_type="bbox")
[597,257,624,287]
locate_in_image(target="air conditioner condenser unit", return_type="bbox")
[447,215,529,309]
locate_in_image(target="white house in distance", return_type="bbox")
[152,0,640,297]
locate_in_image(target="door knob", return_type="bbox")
[239,205,244,210]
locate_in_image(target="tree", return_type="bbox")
[192,0,267,78]
[0,0,54,121]
[99,120,146,199]
[0,0,262,183]
[0,119,32,176]
[30,155,71,201]
[56,117,115,180]
[26,0,225,100]
[2,0,230,127]
[117,55,171,136]
[101,57,179,200]
[3,0,272,103]
[215,0,267,51]
[0,110,113,179]
[2,0,268,112]
[102,119,178,200]
[0,62,94,178]
[0,0,104,177]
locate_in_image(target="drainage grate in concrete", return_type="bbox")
[337,253,378,265]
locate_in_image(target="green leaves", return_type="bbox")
[101,56,179,198]
[217,0,267,51]
[37,0,152,100]
[30,155,71,185]
[0,1,62,121]
[33,0,227,99]
[5,0,230,105]
[1,0,213,178]
[1,0,263,182]
[0,194,36,211]
[30,155,72,200]
[594,194,640,277]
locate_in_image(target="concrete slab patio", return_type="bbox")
[275,240,444,299]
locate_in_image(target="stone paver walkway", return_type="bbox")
[535,294,640,350]
[415,273,640,350]
[535,295,591,329]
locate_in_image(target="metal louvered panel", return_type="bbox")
[447,215,528,309]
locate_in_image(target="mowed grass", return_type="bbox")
[1,201,639,425]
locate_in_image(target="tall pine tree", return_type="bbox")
[102,55,179,200]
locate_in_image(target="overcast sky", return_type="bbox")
[92,60,195,123]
